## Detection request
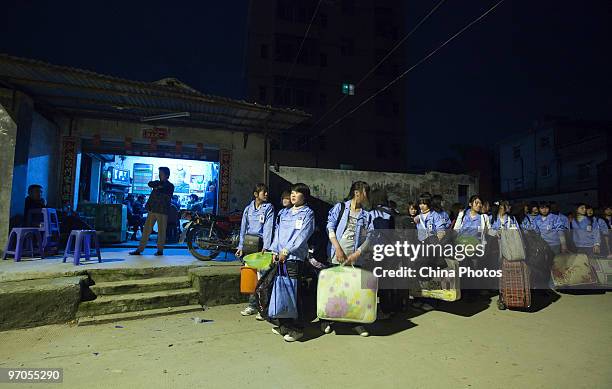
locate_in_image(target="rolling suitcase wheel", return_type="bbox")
[497,299,506,310]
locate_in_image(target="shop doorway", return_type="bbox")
[77,154,219,246]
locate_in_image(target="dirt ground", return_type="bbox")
[0,292,611,389]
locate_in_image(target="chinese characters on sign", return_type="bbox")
[219,149,232,213]
[60,137,78,209]
[142,127,169,140]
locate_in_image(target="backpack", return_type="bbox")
[522,230,554,288]
[306,202,344,263]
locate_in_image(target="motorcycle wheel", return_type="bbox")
[186,226,222,261]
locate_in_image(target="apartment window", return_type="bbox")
[392,143,401,157]
[392,102,399,116]
[540,165,550,177]
[319,135,327,151]
[513,178,523,190]
[340,38,354,56]
[376,141,385,159]
[578,163,590,180]
[274,87,291,106]
[512,145,521,159]
[539,136,550,148]
[258,86,267,102]
[319,93,327,109]
[260,44,268,59]
[320,53,327,67]
[319,13,328,28]
[295,89,305,107]
[277,1,294,21]
[341,0,355,15]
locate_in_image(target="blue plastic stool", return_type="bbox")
[63,230,102,265]
[40,208,61,253]
[2,228,45,262]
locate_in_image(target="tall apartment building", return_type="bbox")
[245,0,408,172]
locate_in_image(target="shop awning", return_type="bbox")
[0,54,310,133]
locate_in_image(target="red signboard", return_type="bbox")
[142,127,169,140]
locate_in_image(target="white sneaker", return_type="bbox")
[272,326,288,336]
[283,330,304,342]
[255,313,264,321]
[240,306,257,316]
[353,325,369,337]
[321,322,333,334]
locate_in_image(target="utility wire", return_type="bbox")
[307,0,506,144]
[307,0,447,136]
[279,0,324,95]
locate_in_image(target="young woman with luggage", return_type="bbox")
[521,202,540,230]
[368,189,405,316]
[432,194,451,229]
[587,205,609,257]
[237,183,275,318]
[453,195,490,240]
[601,205,612,258]
[527,202,569,255]
[453,195,490,302]
[268,183,315,342]
[491,200,534,310]
[322,181,372,337]
[415,194,447,242]
[570,203,601,256]
[280,190,292,210]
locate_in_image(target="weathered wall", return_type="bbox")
[72,118,266,212]
[271,166,478,211]
[26,111,61,208]
[8,92,34,226]
[0,100,17,256]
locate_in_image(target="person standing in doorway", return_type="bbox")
[129,167,174,256]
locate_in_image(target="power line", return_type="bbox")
[264,0,322,143]
[307,0,506,144]
[307,0,447,136]
[279,0,324,95]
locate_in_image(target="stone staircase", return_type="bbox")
[77,266,203,326]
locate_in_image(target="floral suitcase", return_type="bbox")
[589,256,612,287]
[316,265,378,324]
[410,258,461,302]
[551,253,598,288]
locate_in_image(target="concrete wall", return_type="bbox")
[8,92,34,226]
[26,111,61,208]
[271,166,478,210]
[0,101,17,256]
[71,118,266,212]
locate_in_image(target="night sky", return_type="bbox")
[2,0,611,169]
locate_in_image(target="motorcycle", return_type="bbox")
[179,211,242,261]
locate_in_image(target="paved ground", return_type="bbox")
[0,248,237,282]
[1,291,611,389]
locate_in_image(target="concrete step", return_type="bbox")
[77,304,204,326]
[90,276,191,296]
[77,288,199,317]
[87,266,197,282]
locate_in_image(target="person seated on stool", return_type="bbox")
[129,167,175,256]
[24,184,46,226]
